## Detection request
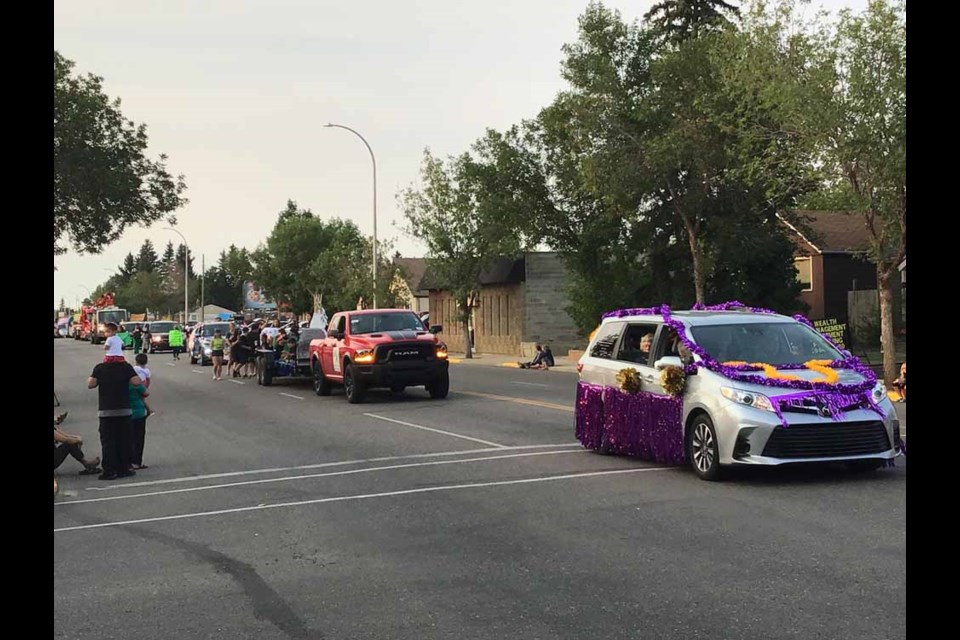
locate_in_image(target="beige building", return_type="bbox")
[425,252,581,357]
[391,258,430,315]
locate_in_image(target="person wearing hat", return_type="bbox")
[88,336,142,480]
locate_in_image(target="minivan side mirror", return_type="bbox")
[654,356,683,370]
[429,325,443,334]
[840,349,852,358]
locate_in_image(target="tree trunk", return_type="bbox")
[681,216,706,304]
[463,314,473,359]
[878,267,898,384]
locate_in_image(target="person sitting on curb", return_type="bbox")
[54,412,101,475]
[892,361,906,402]
[518,344,555,370]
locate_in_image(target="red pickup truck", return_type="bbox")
[308,309,449,403]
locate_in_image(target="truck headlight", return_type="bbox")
[354,349,376,364]
[435,345,448,360]
[721,386,775,413]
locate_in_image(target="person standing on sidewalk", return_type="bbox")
[88,340,142,480]
[168,325,185,360]
[128,376,150,470]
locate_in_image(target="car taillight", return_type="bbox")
[576,363,584,376]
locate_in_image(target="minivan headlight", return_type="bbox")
[872,381,888,403]
[721,386,775,413]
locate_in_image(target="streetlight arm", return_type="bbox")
[324,123,378,309]
[324,124,376,169]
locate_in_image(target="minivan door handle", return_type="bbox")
[642,375,656,383]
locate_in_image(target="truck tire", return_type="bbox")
[344,363,366,404]
[313,360,331,396]
[427,371,450,399]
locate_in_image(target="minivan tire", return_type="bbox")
[687,413,722,481]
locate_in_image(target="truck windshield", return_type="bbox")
[149,322,176,333]
[349,313,424,335]
[98,310,128,325]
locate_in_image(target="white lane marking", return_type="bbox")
[166,363,176,367]
[83,443,581,492]
[57,449,587,506]
[280,393,304,400]
[54,466,674,532]
[228,379,245,385]
[513,381,550,388]
[364,413,506,449]
[192,369,204,374]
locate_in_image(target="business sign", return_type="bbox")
[243,281,277,310]
[812,318,847,349]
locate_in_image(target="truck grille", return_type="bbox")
[375,343,432,362]
[761,421,891,459]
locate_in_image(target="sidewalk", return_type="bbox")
[447,352,579,374]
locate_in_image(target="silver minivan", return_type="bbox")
[578,309,901,480]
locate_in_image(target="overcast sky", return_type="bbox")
[53,0,869,308]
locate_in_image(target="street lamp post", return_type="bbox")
[324,123,377,309]
[164,228,189,325]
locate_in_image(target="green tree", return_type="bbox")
[813,0,906,382]
[54,51,187,256]
[645,0,740,44]
[204,245,255,310]
[252,201,388,315]
[399,149,523,358]
[118,252,137,285]
[136,240,160,274]
[116,271,166,315]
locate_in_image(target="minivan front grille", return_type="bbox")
[761,421,890,459]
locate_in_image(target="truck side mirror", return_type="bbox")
[429,325,443,334]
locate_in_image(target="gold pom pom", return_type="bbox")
[660,366,686,396]
[616,368,642,394]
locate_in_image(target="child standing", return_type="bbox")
[128,376,150,471]
[134,353,156,417]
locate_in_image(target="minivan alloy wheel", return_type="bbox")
[692,422,715,474]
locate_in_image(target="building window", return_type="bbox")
[794,257,813,291]
[504,296,509,335]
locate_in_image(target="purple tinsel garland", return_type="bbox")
[602,301,879,397]
[576,382,685,464]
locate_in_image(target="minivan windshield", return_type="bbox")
[689,322,843,366]
[350,312,424,335]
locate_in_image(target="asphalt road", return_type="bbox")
[53,339,906,640]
